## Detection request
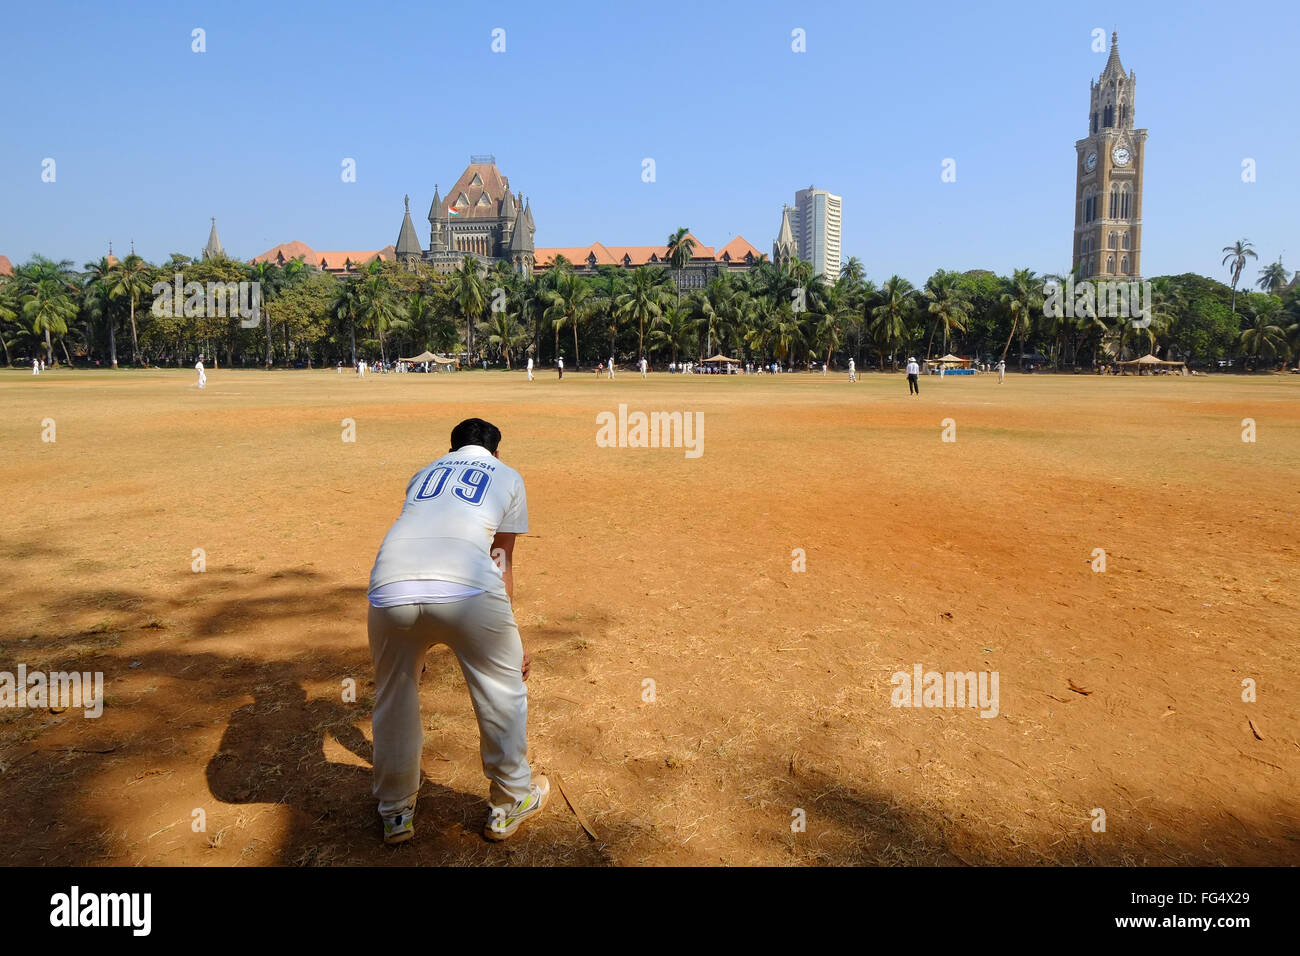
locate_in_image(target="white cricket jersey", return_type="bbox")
[368,444,528,596]
[906,361,919,375]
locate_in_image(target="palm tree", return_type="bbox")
[615,266,671,359]
[447,255,487,361]
[14,256,80,365]
[22,278,77,364]
[249,260,281,368]
[1257,258,1291,295]
[1222,239,1258,324]
[869,275,916,369]
[816,280,853,368]
[0,278,19,366]
[923,270,970,360]
[648,306,695,366]
[278,258,310,364]
[82,256,118,368]
[543,271,593,367]
[666,227,695,306]
[357,274,402,365]
[106,254,151,365]
[329,277,363,365]
[1239,304,1287,367]
[999,268,1041,366]
[478,310,526,368]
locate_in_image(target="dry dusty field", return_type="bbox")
[0,366,1297,866]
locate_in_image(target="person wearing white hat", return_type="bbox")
[906,356,920,395]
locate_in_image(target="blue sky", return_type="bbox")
[1,0,1297,287]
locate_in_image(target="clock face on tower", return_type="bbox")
[1084,151,1097,172]
[1112,146,1131,167]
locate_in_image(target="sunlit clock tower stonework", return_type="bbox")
[1073,32,1147,281]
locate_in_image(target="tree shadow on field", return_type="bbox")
[767,758,1300,867]
[0,564,612,866]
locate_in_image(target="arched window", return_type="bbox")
[1106,254,1115,274]
[1091,113,1098,134]
[1110,184,1120,218]
[1122,232,1130,250]
[1120,103,1127,126]
[1103,104,1114,127]
[1121,256,1130,275]
[1108,231,1118,249]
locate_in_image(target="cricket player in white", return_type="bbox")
[32,358,40,376]
[639,356,647,378]
[367,418,546,844]
[848,357,856,382]
[526,356,534,382]
[195,358,206,389]
[607,356,615,379]
[997,359,1006,384]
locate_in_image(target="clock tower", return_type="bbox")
[1073,32,1147,281]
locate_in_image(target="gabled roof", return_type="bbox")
[315,247,395,271]
[252,241,394,271]
[0,255,13,277]
[717,235,763,262]
[252,240,316,264]
[535,233,749,269]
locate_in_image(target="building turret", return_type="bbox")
[428,185,446,251]
[395,195,423,267]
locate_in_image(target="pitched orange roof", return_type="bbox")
[315,248,393,271]
[253,242,393,271]
[536,233,734,269]
[0,255,12,277]
[253,240,316,264]
[716,236,763,262]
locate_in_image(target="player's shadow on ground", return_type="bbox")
[203,659,488,863]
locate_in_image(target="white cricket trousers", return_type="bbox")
[367,591,532,815]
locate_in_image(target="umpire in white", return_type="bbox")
[367,418,547,844]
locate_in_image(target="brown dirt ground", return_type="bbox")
[0,366,1297,866]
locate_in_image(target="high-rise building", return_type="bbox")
[773,187,841,281]
[1073,33,1147,280]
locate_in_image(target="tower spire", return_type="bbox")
[203,218,224,260]
[395,195,423,264]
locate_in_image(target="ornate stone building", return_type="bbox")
[394,155,536,276]
[1073,33,1147,280]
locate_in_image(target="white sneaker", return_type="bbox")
[484,776,550,842]
[381,802,416,845]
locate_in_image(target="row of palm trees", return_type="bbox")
[2,233,1297,370]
